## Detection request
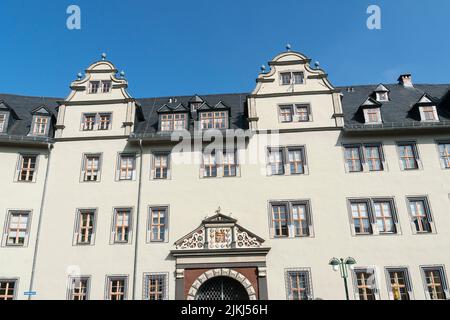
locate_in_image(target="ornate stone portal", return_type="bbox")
[171,212,271,300]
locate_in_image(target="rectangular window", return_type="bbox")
[82,114,96,131]
[350,201,372,235]
[199,111,228,130]
[421,267,448,300]
[270,201,312,238]
[113,208,131,244]
[0,114,6,132]
[296,105,310,122]
[407,198,433,233]
[0,280,17,300]
[267,148,285,176]
[422,106,438,121]
[373,201,396,234]
[286,270,312,300]
[101,81,112,93]
[288,148,305,175]
[32,116,48,135]
[280,72,292,85]
[365,145,383,171]
[76,210,96,245]
[153,153,170,179]
[68,277,90,300]
[118,154,136,181]
[82,154,101,182]
[18,155,37,182]
[387,268,412,300]
[293,72,305,84]
[280,72,305,86]
[279,105,293,123]
[173,113,187,131]
[106,277,127,300]
[438,143,450,169]
[98,113,111,130]
[4,211,31,246]
[223,150,237,177]
[144,273,168,300]
[202,152,217,178]
[364,108,382,124]
[398,143,419,170]
[89,81,100,94]
[353,269,377,300]
[149,207,168,242]
[160,113,187,131]
[344,146,363,172]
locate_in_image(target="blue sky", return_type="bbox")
[1,0,449,98]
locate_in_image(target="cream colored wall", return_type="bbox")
[0,145,49,300]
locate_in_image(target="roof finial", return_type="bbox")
[77,72,83,80]
[260,65,266,72]
[215,207,221,215]
[120,70,125,79]
[314,61,320,69]
[286,43,292,51]
[101,53,107,61]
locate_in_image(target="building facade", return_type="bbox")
[1,50,450,300]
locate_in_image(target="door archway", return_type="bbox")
[195,276,249,300]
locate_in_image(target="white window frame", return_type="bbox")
[2,210,32,247]
[73,208,97,246]
[81,112,113,131]
[88,80,112,94]
[80,153,102,182]
[437,141,450,169]
[30,115,50,136]
[110,207,133,245]
[397,142,422,171]
[363,107,382,124]
[278,104,311,123]
[279,71,305,86]
[15,153,39,183]
[116,153,137,181]
[419,105,439,122]
[267,146,308,176]
[376,92,389,102]
[0,112,10,133]
[406,196,435,234]
[200,149,240,179]
[151,152,171,180]
[147,206,169,243]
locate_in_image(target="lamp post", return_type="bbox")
[329,257,357,300]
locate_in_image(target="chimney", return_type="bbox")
[398,74,413,87]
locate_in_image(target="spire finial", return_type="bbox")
[77,72,83,80]
[314,61,320,69]
[260,65,266,72]
[120,70,125,79]
[215,207,221,215]
[101,53,107,61]
[286,43,292,51]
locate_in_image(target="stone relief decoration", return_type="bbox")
[174,209,265,250]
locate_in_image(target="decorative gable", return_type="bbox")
[174,211,265,250]
[373,84,390,102]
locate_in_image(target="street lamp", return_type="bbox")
[329,257,357,300]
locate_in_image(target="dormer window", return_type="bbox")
[190,102,202,112]
[160,113,187,132]
[420,106,439,122]
[376,92,389,102]
[199,111,228,129]
[32,116,49,135]
[0,113,7,133]
[363,108,382,124]
[280,72,305,85]
[89,81,111,94]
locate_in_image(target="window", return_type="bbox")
[420,106,439,122]
[280,72,305,85]
[364,145,384,171]
[75,210,96,245]
[82,113,112,131]
[143,273,168,300]
[160,113,187,132]
[201,150,239,178]
[118,154,136,181]
[344,146,363,172]
[148,207,168,242]
[17,154,37,182]
[278,104,310,123]
[106,277,127,300]
[407,198,433,234]
[223,150,237,177]
[202,152,217,178]
[398,143,420,170]
[438,143,450,169]
[267,146,308,176]
[199,111,228,130]
[101,81,112,93]
[0,113,6,132]
[32,116,48,135]
[279,105,293,123]
[4,211,31,247]
[386,268,412,300]
[68,277,90,300]
[421,267,448,300]
[270,201,312,238]
[0,280,17,300]
[363,108,382,124]
[153,153,170,179]
[82,114,96,131]
[82,154,101,182]
[350,201,372,235]
[98,114,111,130]
[348,199,398,236]
[286,270,312,300]
[112,208,131,244]
[267,148,284,176]
[89,81,100,94]
[353,269,378,300]
[376,92,389,102]
[288,148,305,174]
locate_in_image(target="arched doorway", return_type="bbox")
[195,276,250,300]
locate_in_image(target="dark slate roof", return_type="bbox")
[338,84,450,130]
[0,93,59,140]
[133,93,249,136]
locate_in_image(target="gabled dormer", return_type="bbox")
[0,100,19,134]
[157,102,189,132]
[29,105,54,136]
[415,93,439,122]
[373,84,390,102]
[56,54,137,138]
[360,97,383,124]
[188,95,204,113]
[197,101,230,130]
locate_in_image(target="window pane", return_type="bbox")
[355,270,376,300]
[365,146,383,171]
[345,147,362,172]
[288,149,304,174]
[288,271,310,300]
[439,143,450,168]
[351,202,372,234]
[272,205,288,237]
[268,149,284,175]
[409,200,432,233]
[373,202,395,233]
